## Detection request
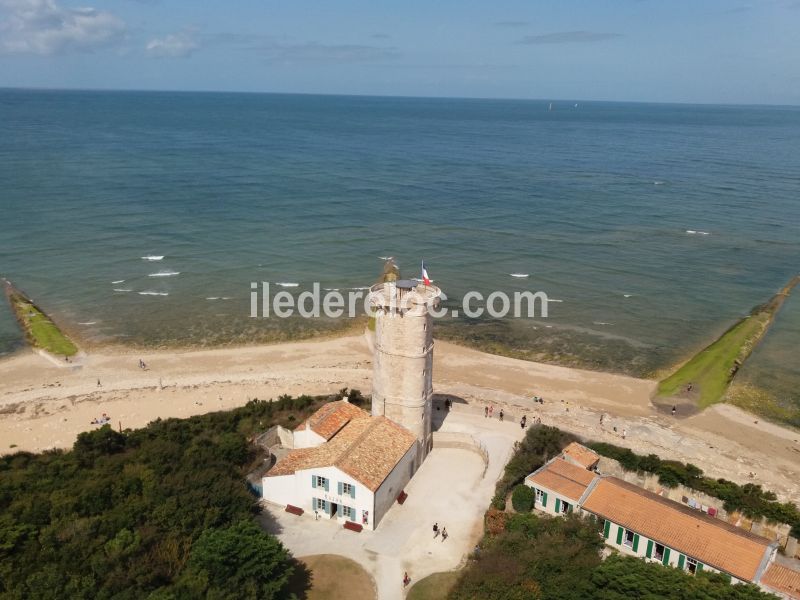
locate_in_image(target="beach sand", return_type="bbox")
[1,333,798,503]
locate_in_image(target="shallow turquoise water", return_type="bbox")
[0,90,797,405]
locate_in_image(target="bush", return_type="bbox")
[511,485,535,512]
[492,425,578,509]
[0,393,331,597]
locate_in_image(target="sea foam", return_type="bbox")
[510,273,530,278]
[142,255,164,261]
[148,271,180,277]
[139,291,169,296]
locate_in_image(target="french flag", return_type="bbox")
[421,260,431,286]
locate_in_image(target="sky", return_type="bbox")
[0,0,799,105]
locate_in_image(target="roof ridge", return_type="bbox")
[333,418,383,468]
[602,476,772,544]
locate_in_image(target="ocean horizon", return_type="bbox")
[1,89,798,414]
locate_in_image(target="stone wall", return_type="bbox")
[597,456,798,556]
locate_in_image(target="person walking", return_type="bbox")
[520,415,527,429]
[484,406,488,418]
[489,405,494,418]
[671,405,677,416]
[441,527,448,541]
[433,522,439,538]
[600,413,604,425]
[403,572,410,587]
[622,428,627,440]
[499,409,504,422]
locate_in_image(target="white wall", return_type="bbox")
[261,474,295,508]
[373,441,418,529]
[601,519,733,580]
[293,427,325,449]
[526,481,576,517]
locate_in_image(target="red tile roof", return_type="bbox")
[562,442,599,469]
[762,563,800,599]
[582,477,773,582]
[526,458,597,502]
[294,400,369,440]
[268,416,416,491]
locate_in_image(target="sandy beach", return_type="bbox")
[1,333,798,503]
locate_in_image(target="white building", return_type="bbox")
[262,400,417,530]
[262,276,442,531]
[525,443,795,591]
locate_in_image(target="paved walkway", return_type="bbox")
[259,409,525,599]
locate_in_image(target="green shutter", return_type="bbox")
[350,485,355,499]
[678,554,685,570]
[324,478,329,492]
[567,503,573,513]
[662,548,671,565]
[633,534,640,553]
[603,520,611,539]
[312,474,316,488]
[646,540,653,558]
[555,498,561,513]
[542,492,548,508]
[615,526,624,545]
[338,481,343,495]
[696,563,704,573]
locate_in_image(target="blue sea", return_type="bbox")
[0,90,798,409]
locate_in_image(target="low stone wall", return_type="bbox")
[254,425,294,450]
[432,431,489,477]
[598,456,798,556]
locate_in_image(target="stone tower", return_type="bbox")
[369,278,441,466]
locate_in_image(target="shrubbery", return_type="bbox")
[588,441,800,536]
[492,425,577,509]
[511,485,535,512]
[0,393,333,598]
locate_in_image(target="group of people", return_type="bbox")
[483,405,504,421]
[432,522,448,541]
[90,413,111,425]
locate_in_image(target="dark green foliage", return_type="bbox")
[178,520,293,599]
[590,554,776,599]
[588,441,800,536]
[492,425,578,509]
[450,513,604,600]
[449,514,777,600]
[511,485,535,512]
[0,394,330,598]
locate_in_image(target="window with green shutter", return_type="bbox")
[603,520,611,539]
[632,534,640,553]
[646,540,653,558]
[337,481,343,495]
[542,491,548,507]
[662,548,671,565]
[615,526,623,545]
[678,554,685,570]
[555,498,561,513]
[696,563,704,573]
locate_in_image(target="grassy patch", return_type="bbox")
[657,312,769,407]
[288,554,375,600]
[657,275,798,408]
[407,571,461,600]
[8,292,78,356]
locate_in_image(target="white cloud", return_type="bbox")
[0,0,126,55]
[145,30,198,58]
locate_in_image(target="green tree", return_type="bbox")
[511,484,535,512]
[183,520,293,599]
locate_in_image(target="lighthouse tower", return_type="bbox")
[369,278,441,466]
